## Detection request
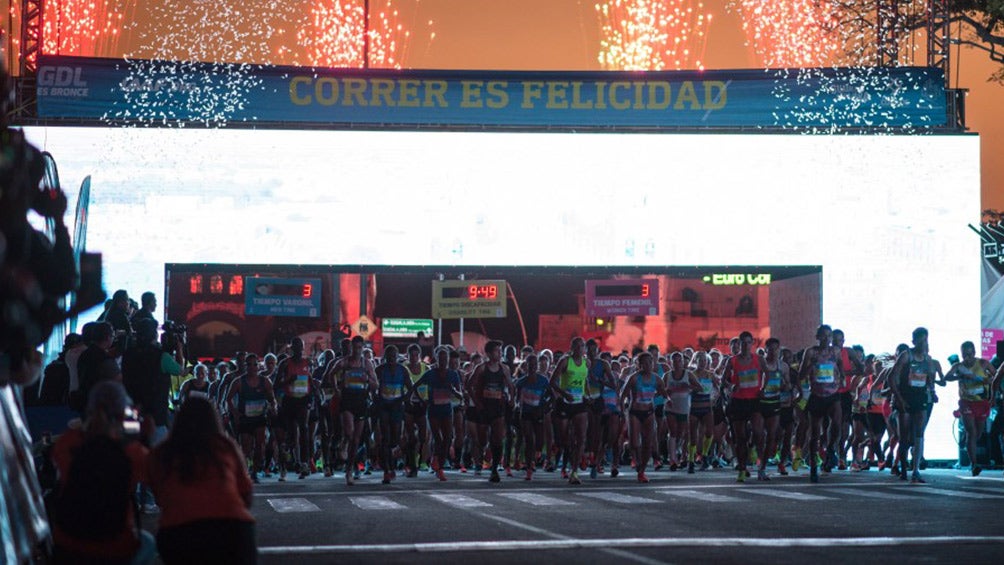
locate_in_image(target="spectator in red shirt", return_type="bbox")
[147,396,256,564]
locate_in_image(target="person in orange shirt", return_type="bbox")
[147,396,256,564]
[49,381,156,564]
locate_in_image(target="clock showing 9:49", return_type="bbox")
[432,279,508,319]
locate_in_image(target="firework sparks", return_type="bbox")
[40,0,128,57]
[595,0,712,71]
[731,1,847,68]
[298,0,428,68]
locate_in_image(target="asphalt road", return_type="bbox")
[164,466,1004,564]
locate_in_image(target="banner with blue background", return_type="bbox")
[35,55,947,129]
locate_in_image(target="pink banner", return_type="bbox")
[982,328,1003,360]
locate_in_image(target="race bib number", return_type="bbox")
[909,373,927,388]
[244,399,267,418]
[381,384,402,399]
[965,384,985,397]
[521,389,542,407]
[738,369,759,389]
[815,363,835,384]
[189,390,209,400]
[432,388,452,405]
[699,377,714,395]
[291,374,310,398]
[484,388,504,400]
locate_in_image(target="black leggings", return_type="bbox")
[157,519,256,565]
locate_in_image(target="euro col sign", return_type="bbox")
[702,274,772,286]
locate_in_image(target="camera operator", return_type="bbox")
[104,290,134,355]
[122,319,184,513]
[49,381,156,564]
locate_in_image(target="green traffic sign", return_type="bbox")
[381,318,435,338]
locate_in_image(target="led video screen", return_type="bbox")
[21,126,980,457]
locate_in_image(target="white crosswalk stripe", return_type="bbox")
[744,488,836,501]
[656,489,743,503]
[891,486,1004,499]
[350,496,407,510]
[427,493,493,508]
[268,498,321,513]
[497,492,576,506]
[577,491,662,504]
[822,488,917,500]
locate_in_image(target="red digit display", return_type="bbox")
[464,284,499,300]
[487,285,497,299]
[468,284,478,300]
[641,284,649,298]
[302,283,312,298]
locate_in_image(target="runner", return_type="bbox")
[797,325,844,483]
[585,339,616,479]
[776,347,799,475]
[515,354,550,480]
[225,353,277,483]
[448,349,467,471]
[468,340,515,483]
[374,345,413,484]
[601,354,625,478]
[551,337,591,485]
[889,328,935,483]
[403,343,430,478]
[316,349,339,477]
[273,338,318,480]
[689,351,719,473]
[411,347,463,481]
[177,363,211,406]
[665,351,702,472]
[722,331,767,482]
[940,341,995,476]
[849,354,874,471]
[759,338,791,479]
[832,330,864,470]
[328,336,377,485]
[620,351,670,483]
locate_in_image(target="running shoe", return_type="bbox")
[569,472,582,485]
[382,471,392,484]
[850,463,862,472]
[877,459,887,471]
[838,459,848,471]
[653,458,663,471]
[590,465,598,480]
[736,470,746,483]
[525,467,533,481]
[459,465,468,473]
[637,472,649,484]
[757,469,769,482]
[323,467,333,478]
[561,469,569,480]
[278,468,287,482]
[700,459,710,472]
[669,462,678,472]
[778,463,788,476]
[792,456,803,472]
[809,468,819,484]
[611,467,620,478]
[687,461,695,474]
[972,465,982,477]
[490,470,501,483]
[505,466,513,478]
[437,469,447,482]
[910,471,925,484]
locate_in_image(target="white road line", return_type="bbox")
[496,492,576,506]
[744,488,835,501]
[427,493,493,508]
[258,535,1004,554]
[349,496,407,510]
[267,498,321,513]
[577,491,662,504]
[656,489,742,503]
[891,486,1004,499]
[957,475,1004,483]
[822,488,917,500]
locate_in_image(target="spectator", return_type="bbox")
[131,291,158,327]
[49,381,155,564]
[148,397,256,564]
[105,289,134,354]
[72,321,121,415]
[123,318,183,513]
[30,333,82,406]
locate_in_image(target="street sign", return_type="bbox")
[245,277,321,317]
[352,315,377,339]
[432,279,507,319]
[585,278,659,317]
[382,318,434,339]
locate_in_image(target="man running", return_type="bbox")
[722,331,767,482]
[585,339,616,479]
[226,353,277,483]
[375,345,412,484]
[798,325,844,483]
[328,336,377,485]
[940,340,994,476]
[274,338,318,480]
[468,340,515,483]
[760,337,791,479]
[889,328,936,483]
[412,347,463,481]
